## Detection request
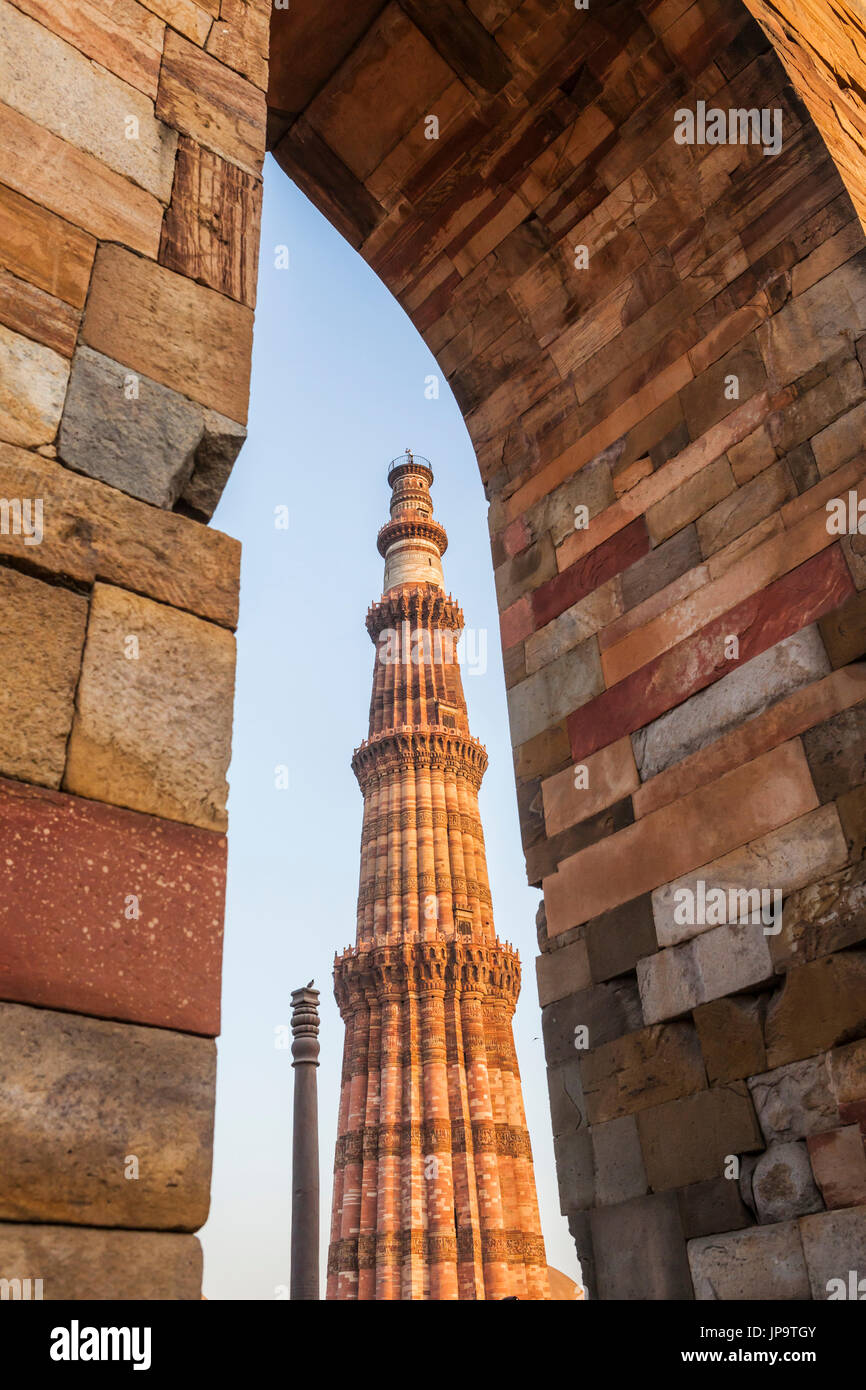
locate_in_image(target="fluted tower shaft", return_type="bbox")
[327,454,549,1301]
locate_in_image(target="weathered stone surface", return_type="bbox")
[535,936,590,1008]
[0,1001,215,1228]
[0,0,177,200]
[0,264,80,356]
[0,322,69,446]
[770,861,866,971]
[634,664,866,820]
[688,1221,811,1300]
[591,1193,694,1299]
[638,923,774,1025]
[545,741,819,936]
[531,518,649,628]
[0,568,87,788]
[524,578,621,675]
[697,460,798,557]
[58,346,246,512]
[802,704,866,802]
[632,626,830,781]
[541,736,638,837]
[764,952,866,1070]
[752,1141,824,1224]
[812,399,866,476]
[799,1207,866,1300]
[572,546,853,760]
[0,777,225,1034]
[819,589,866,668]
[828,1038,866,1121]
[592,1115,648,1207]
[507,637,603,747]
[652,804,849,948]
[10,0,165,97]
[646,454,735,545]
[542,978,643,1066]
[82,244,254,425]
[64,583,236,831]
[142,0,214,46]
[552,1123,594,1215]
[620,524,702,611]
[0,1225,202,1300]
[758,252,866,387]
[749,1056,839,1144]
[677,1177,754,1240]
[546,1059,587,1138]
[585,895,658,985]
[694,996,767,1085]
[157,28,266,176]
[0,101,163,255]
[0,181,95,307]
[807,1127,866,1210]
[160,136,262,307]
[0,444,240,628]
[637,1085,763,1191]
[581,1022,707,1126]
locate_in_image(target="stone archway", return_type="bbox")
[0,0,865,1300]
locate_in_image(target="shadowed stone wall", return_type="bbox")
[1,0,866,1300]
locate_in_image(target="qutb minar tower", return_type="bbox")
[327,452,549,1300]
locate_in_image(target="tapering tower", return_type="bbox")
[327,452,549,1301]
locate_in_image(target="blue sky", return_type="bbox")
[199,155,579,1298]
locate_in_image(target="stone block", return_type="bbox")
[752,1141,824,1224]
[494,537,555,612]
[771,861,866,971]
[803,705,866,802]
[206,0,270,89]
[535,936,591,1008]
[0,1001,215,1228]
[542,978,643,1066]
[636,1084,763,1191]
[767,358,865,456]
[688,1221,811,1300]
[0,263,80,357]
[553,1123,594,1215]
[632,626,830,781]
[808,1127,866,1210]
[0,0,177,200]
[546,740,819,937]
[799,1207,866,1299]
[581,1021,707,1126]
[764,952,866,1070]
[143,0,213,46]
[570,546,852,762]
[652,804,849,948]
[546,1059,587,1138]
[697,460,797,557]
[160,136,262,308]
[634,664,866,821]
[748,1056,839,1144]
[677,1177,754,1240]
[0,321,69,447]
[524,578,621,676]
[680,341,767,441]
[820,590,866,668]
[0,100,164,256]
[541,736,638,837]
[620,524,702,610]
[590,1193,694,1299]
[531,518,649,628]
[0,567,87,788]
[758,252,866,387]
[58,346,246,514]
[828,1038,866,1118]
[507,637,603,747]
[585,895,658,985]
[646,455,735,546]
[812,400,866,476]
[0,444,240,628]
[156,29,266,177]
[591,1115,648,1207]
[0,1225,202,1300]
[566,1208,596,1300]
[82,244,254,426]
[64,583,236,831]
[694,996,767,1085]
[0,182,95,308]
[0,776,225,1034]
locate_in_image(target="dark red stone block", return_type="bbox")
[568,546,855,762]
[531,516,650,630]
[0,777,224,1035]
